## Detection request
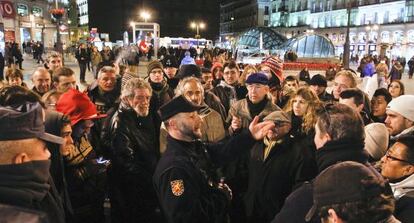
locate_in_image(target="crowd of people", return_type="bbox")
[0,45,413,223]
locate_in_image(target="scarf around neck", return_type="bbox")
[0,160,51,206]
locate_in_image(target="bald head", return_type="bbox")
[32,67,51,94]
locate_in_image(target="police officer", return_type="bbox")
[153,95,274,223]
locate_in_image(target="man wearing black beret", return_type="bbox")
[153,95,274,223]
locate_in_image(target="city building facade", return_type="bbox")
[220,0,271,41]
[269,0,414,60]
[1,0,69,48]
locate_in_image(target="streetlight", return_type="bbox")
[365,23,379,55]
[190,21,205,47]
[140,10,151,23]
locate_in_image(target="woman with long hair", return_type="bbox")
[283,87,322,179]
[388,80,405,98]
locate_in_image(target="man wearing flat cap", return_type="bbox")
[245,111,312,223]
[0,101,65,223]
[225,72,280,222]
[153,95,274,223]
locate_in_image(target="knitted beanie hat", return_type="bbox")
[364,123,389,161]
[147,60,164,75]
[261,56,284,82]
[387,95,414,122]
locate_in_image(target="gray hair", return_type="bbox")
[97,66,116,79]
[175,77,204,99]
[121,77,152,99]
[31,67,50,80]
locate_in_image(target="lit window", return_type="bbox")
[32,6,43,17]
[17,4,29,16]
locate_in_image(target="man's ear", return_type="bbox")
[327,208,342,223]
[13,153,30,164]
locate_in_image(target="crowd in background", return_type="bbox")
[0,43,413,223]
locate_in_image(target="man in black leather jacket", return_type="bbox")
[108,77,162,223]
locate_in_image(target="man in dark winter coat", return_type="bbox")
[212,60,247,112]
[75,43,89,83]
[272,103,370,223]
[108,78,162,222]
[153,95,274,223]
[245,111,312,223]
[86,66,121,115]
[0,101,66,223]
[146,60,174,119]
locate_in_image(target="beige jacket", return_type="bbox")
[227,97,280,135]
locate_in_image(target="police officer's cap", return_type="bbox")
[158,95,202,121]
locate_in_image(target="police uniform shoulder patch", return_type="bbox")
[170,180,185,196]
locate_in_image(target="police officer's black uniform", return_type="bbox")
[153,130,257,223]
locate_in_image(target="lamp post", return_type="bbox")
[190,21,205,47]
[68,19,72,44]
[365,23,379,55]
[343,2,352,69]
[50,0,64,54]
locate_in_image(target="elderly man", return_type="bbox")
[153,95,274,223]
[272,104,370,223]
[229,72,280,133]
[108,78,162,222]
[226,72,280,222]
[306,161,399,223]
[53,67,77,93]
[159,77,225,153]
[380,135,414,222]
[86,66,121,114]
[0,101,65,223]
[31,67,52,96]
[385,95,414,144]
[245,111,312,223]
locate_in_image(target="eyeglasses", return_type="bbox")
[385,151,414,165]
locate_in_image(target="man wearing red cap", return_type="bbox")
[56,89,108,222]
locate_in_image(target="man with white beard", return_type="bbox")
[108,77,163,222]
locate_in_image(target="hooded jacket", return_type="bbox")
[390,174,414,223]
[44,110,73,219]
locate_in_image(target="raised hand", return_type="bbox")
[248,116,275,140]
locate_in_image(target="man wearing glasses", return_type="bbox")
[380,135,414,222]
